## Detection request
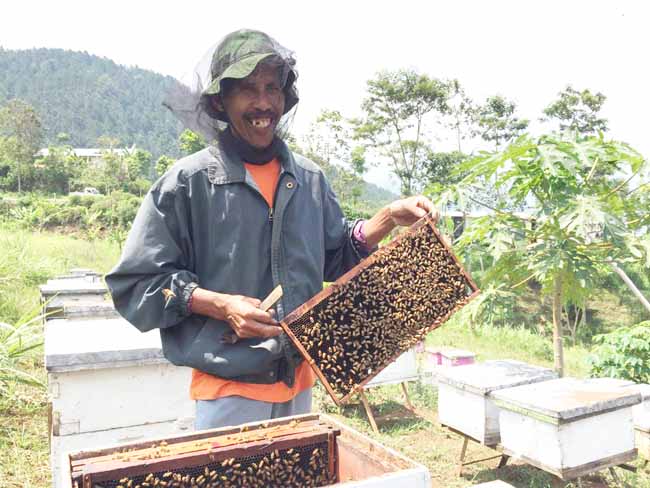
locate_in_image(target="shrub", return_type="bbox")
[589,321,650,383]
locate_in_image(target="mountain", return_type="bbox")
[0,47,182,157]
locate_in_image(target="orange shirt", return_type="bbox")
[190,158,316,402]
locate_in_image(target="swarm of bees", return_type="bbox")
[92,446,332,488]
[283,218,478,402]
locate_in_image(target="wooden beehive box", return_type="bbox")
[437,360,557,446]
[62,414,431,488]
[46,317,195,487]
[280,215,479,404]
[492,378,641,480]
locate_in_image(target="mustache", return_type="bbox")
[245,110,278,120]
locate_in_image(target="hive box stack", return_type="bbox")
[62,414,431,488]
[40,269,112,319]
[492,378,641,480]
[437,360,557,446]
[42,274,195,488]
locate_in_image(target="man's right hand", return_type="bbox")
[189,288,282,339]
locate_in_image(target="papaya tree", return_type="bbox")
[436,132,650,375]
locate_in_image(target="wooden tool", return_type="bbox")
[221,285,284,344]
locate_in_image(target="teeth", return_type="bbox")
[251,118,271,128]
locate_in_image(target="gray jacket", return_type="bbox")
[105,138,368,386]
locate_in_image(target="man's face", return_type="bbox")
[218,63,286,149]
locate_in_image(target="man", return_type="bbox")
[106,29,436,430]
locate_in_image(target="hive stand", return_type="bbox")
[355,349,418,434]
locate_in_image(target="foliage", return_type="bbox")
[353,69,450,196]
[179,129,207,156]
[0,48,183,157]
[302,110,367,205]
[424,150,467,187]
[445,80,478,152]
[155,155,174,177]
[440,132,649,373]
[0,191,141,235]
[0,99,43,192]
[0,312,44,394]
[589,321,650,383]
[477,95,528,149]
[543,85,608,134]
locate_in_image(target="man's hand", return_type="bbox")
[388,195,438,227]
[364,195,438,248]
[190,288,282,339]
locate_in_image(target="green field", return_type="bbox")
[1,229,648,487]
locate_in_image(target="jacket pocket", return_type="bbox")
[184,318,284,381]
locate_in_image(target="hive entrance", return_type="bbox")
[281,216,479,404]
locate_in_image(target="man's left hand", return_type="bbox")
[388,195,438,227]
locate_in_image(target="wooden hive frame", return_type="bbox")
[280,214,480,405]
[68,416,340,488]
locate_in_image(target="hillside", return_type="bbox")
[0,47,396,200]
[0,47,182,156]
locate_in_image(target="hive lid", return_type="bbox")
[45,318,165,371]
[39,277,107,296]
[437,360,557,395]
[491,377,642,424]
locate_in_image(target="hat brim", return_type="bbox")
[202,52,274,96]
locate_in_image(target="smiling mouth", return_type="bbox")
[250,118,272,129]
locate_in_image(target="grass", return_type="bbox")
[0,227,120,487]
[0,226,120,324]
[1,227,649,487]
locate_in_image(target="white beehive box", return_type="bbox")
[45,317,195,487]
[40,273,108,314]
[365,349,418,388]
[588,379,650,459]
[631,384,650,459]
[437,360,557,445]
[492,378,641,480]
[61,414,431,488]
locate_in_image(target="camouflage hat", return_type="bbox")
[200,29,299,122]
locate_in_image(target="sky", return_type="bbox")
[2,0,649,190]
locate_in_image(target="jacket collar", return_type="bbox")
[206,135,300,186]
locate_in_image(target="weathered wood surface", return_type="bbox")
[491,377,641,423]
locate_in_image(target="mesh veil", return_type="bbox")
[163,33,299,145]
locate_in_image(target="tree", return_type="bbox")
[0,99,42,192]
[444,132,649,376]
[125,149,152,181]
[303,110,367,206]
[543,86,608,134]
[155,155,174,177]
[446,80,478,152]
[424,151,467,187]
[34,144,84,194]
[179,129,206,156]
[353,69,450,196]
[477,96,528,149]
